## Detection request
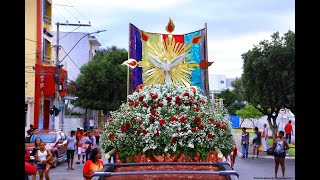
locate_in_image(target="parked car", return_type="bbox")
[25,129,68,168]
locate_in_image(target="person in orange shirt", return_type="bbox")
[83,148,104,180]
[284,120,293,144]
[77,128,85,164]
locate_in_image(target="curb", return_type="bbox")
[237,151,295,159]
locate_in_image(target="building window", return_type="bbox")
[220,80,224,84]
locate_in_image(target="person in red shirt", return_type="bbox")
[83,148,104,180]
[284,120,293,144]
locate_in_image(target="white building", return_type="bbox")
[52,32,102,130]
[208,74,236,99]
[52,32,101,81]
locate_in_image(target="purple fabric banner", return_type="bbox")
[130,24,143,92]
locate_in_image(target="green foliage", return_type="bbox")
[236,105,263,119]
[72,46,128,111]
[241,30,295,134]
[215,82,246,115]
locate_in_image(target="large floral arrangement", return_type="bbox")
[101,83,234,162]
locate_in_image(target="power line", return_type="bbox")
[60,46,81,70]
[59,26,81,40]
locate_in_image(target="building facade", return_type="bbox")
[52,32,101,129]
[208,74,236,100]
[25,0,68,135]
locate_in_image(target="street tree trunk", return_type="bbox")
[267,114,278,143]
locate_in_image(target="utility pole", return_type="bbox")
[55,22,91,130]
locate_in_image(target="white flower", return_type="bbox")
[188,142,194,148]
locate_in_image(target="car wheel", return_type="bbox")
[51,153,58,168]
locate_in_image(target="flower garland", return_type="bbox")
[101,83,234,162]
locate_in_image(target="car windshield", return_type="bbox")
[30,133,56,143]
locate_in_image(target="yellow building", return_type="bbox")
[25,0,54,135]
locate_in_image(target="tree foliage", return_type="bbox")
[215,79,246,115]
[241,30,295,135]
[71,46,128,111]
[236,105,264,127]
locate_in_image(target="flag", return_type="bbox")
[129,23,208,96]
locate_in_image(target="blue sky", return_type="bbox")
[52,0,295,78]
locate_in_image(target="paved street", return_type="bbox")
[28,127,295,180]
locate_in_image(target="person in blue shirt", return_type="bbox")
[83,119,89,132]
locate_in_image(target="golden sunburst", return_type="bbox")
[138,34,199,87]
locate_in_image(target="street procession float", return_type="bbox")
[96,18,239,180]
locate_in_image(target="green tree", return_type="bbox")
[72,46,128,111]
[241,30,295,136]
[236,105,264,127]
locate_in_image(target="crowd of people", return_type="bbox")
[238,122,293,179]
[25,117,105,180]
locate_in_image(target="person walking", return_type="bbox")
[93,126,101,146]
[77,128,86,164]
[35,142,52,180]
[83,119,89,132]
[284,120,293,144]
[250,127,262,159]
[66,130,76,170]
[83,148,104,180]
[273,130,290,179]
[261,123,269,152]
[89,117,95,132]
[30,138,42,180]
[240,127,250,159]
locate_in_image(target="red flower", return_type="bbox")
[191,127,196,132]
[198,124,205,130]
[170,117,177,122]
[128,99,133,103]
[151,110,156,115]
[126,123,130,129]
[180,116,187,123]
[172,138,176,144]
[201,100,206,104]
[155,130,159,136]
[149,116,155,121]
[139,96,144,101]
[139,120,143,126]
[183,92,189,97]
[143,129,147,134]
[108,134,115,140]
[207,133,213,138]
[194,108,200,112]
[134,101,139,107]
[143,102,147,107]
[208,118,213,124]
[129,101,134,106]
[175,96,181,103]
[108,119,114,123]
[166,97,172,102]
[120,125,127,132]
[188,102,193,106]
[151,104,157,109]
[159,119,166,126]
[152,94,158,99]
[158,102,163,107]
[215,122,220,128]
[131,117,136,123]
[137,129,142,135]
[194,102,198,106]
[222,125,226,130]
[194,117,201,123]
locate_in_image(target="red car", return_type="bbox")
[25,129,68,168]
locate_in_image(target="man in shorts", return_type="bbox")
[76,128,86,164]
[67,130,76,170]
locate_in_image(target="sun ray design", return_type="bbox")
[138,34,199,87]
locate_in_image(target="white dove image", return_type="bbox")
[148,53,186,84]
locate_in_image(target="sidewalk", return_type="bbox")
[232,129,295,160]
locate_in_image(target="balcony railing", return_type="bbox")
[43,55,51,64]
[44,15,51,25]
